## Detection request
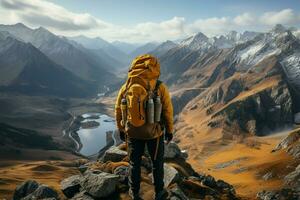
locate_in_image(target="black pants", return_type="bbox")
[128,135,164,195]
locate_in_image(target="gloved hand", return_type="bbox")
[119,130,126,142]
[165,132,173,143]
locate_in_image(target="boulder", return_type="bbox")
[169,184,189,200]
[78,165,88,174]
[274,131,300,151]
[81,170,119,198]
[61,175,81,198]
[164,164,180,187]
[13,180,39,200]
[164,142,185,160]
[257,188,300,200]
[199,174,217,188]
[284,164,300,191]
[273,129,300,158]
[113,165,129,183]
[216,179,236,195]
[21,184,59,200]
[149,164,180,188]
[189,174,236,196]
[70,191,94,200]
[102,146,127,162]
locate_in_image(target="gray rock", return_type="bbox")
[13,180,39,200]
[61,175,81,198]
[263,172,274,180]
[149,164,180,188]
[274,131,300,151]
[187,176,236,198]
[257,188,300,200]
[199,174,217,188]
[70,191,94,200]
[102,146,127,162]
[273,130,300,158]
[180,150,188,159]
[216,179,236,195]
[78,165,88,174]
[81,171,119,198]
[169,185,189,200]
[164,142,185,159]
[284,164,300,191]
[113,165,129,183]
[163,164,180,187]
[21,184,58,200]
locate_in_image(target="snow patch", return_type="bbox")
[239,42,264,62]
[281,53,300,88]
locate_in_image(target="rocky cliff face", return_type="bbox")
[256,128,300,199]
[214,81,293,137]
[152,25,300,138]
[12,143,241,200]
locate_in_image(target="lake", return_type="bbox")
[77,113,116,156]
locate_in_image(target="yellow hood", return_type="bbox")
[125,54,160,90]
[128,54,160,80]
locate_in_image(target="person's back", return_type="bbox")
[115,54,174,200]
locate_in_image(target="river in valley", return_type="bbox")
[77,113,116,156]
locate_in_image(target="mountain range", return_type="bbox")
[154,24,300,132]
[1,22,300,199]
[145,24,300,198]
[0,23,126,96]
[0,31,97,97]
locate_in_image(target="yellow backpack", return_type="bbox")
[122,54,163,139]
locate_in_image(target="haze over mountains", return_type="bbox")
[1,22,300,199]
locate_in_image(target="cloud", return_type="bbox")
[0,0,300,43]
[20,13,101,31]
[187,17,233,36]
[0,0,109,31]
[1,0,37,10]
[260,9,298,26]
[234,13,255,26]
[135,17,186,40]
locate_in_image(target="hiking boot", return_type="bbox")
[155,189,169,200]
[129,189,143,200]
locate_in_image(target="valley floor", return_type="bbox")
[183,130,297,199]
[0,94,112,199]
[0,159,84,199]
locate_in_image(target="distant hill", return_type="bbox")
[111,41,140,54]
[149,40,177,57]
[69,35,130,67]
[0,123,58,150]
[129,42,159,59]
[0,33,96,97]
[0,23,117,88]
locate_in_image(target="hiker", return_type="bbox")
[115,54,174,200]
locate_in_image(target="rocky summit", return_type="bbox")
[12,142,240,200]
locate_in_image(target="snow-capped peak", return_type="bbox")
[271,24,287,34]
[180,32,212,50]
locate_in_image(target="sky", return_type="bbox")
[0,0,300,43]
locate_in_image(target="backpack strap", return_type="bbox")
[154,80,162,96]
